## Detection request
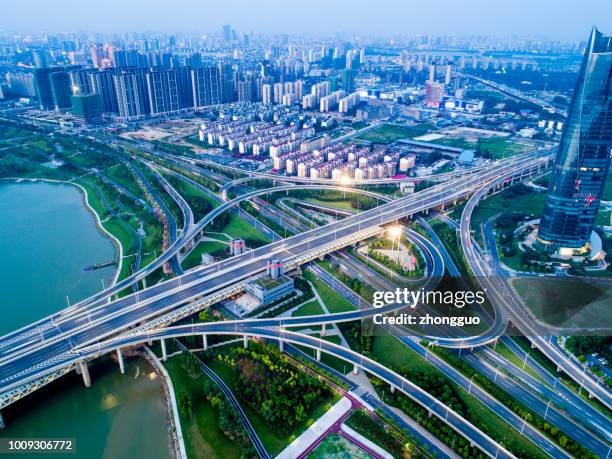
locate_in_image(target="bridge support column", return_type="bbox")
[117,349,125,374]
[279,339,284,352]
[243,335,249,349]
[79,361,91,388]
[161,339,167,361]
[202,335,208,351]
[353,364,359,375]
[390,384,396,394]
[0,410,4,429]
[428,410,433,418]
[316,349,321,361]
[321,324,326,336]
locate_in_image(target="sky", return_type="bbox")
[1,0,610,41]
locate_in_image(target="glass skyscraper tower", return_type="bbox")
[537,28,612,255]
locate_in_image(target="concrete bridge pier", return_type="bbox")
[353,364,359,375]
[117,349,125,374]
[161,339,167,361]
[202,335,208,351]
[0,410,4,429]
[279,339,284,352]
[243,335,249,349]
[390,384,396,394]
[79,361,91,388]
[321,324,326,336]
[316,349,321,361]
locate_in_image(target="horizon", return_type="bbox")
[0,0,611,41]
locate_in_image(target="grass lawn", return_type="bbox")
[354,124,433,144]
[182,240,229,270]
[479,137,533,159]
[470,187,546,244]
[223,213,271,244]
[454,385,548,459]
[512,277,612,329]
[207,358,340,456]
[303,198,358,212]
[0,125,32,139]
[303,270,356,313]
[291,299,324,317]
[75,177,113,220]
[294,334,348,374]
[428,218,471,276]
[372,334,432,373]
[104,163,146,199]
[370,334,548,459]
[164,357,244,459]
[28,138,54,153]
[164,172,220,220]
[490,341,545,383]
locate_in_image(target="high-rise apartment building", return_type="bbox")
[262,84,272,105]
[89,69,119,114]
[146,69,180,116]
[113,73,145,121]
[49,71,72,110]
[537,28,612,255]
[192,64,235,109]
[34,67,60,109]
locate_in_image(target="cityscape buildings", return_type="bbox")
[537,28,612,255]
[0,8,610,459]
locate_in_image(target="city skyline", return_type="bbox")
[1,0,611,40]
[0,11,610,459]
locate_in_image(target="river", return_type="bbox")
[0,181,171,459]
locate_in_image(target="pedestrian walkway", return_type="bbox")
[276,397,352,459]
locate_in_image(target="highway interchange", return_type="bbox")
[1,139,610,459]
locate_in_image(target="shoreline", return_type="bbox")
[142,347,187,459]
[0,177,123,287]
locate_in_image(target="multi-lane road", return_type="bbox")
[0,151,549,397]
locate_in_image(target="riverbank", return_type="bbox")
[143,346,187,459]
[1,177,123,287]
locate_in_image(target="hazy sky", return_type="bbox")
[1,0,610,40]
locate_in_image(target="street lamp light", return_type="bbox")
[388,226,402,263]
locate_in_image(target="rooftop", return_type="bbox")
[253,275,293,290]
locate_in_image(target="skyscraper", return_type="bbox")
[536,28,612,255]
[341,69,355,93]
[71,94,103,124]
[69,69,92,95]
[222,25,232,43]
[262,83,272,105]
[33,68,59,109]
[89,69,119,114]
[191,64,235,109]
[49,71,72,111]
[146,69,180,116]
[113,73,145,121]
